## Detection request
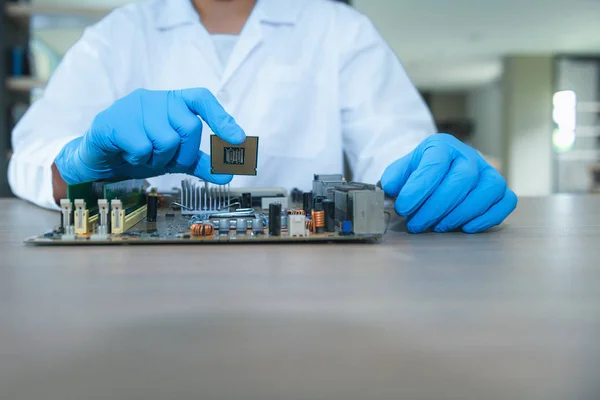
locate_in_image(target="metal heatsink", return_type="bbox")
[180,179,231,215]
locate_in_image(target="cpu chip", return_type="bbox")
[210,135,259,175]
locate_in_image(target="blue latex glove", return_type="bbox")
[380,134,517,233]
[55,88,246,185]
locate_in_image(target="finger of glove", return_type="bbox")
[406,157,479,233]
[395,143,455,216]
[166,92,203,170]
[141,92,181,169]
[179,88,246,145]
[191,150,234,185]
[462,188,518,233]
[380,153,413,197]
[107,92,154,166]
[434,168,507,232]
[83,96,130,160]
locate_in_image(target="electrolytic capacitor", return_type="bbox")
[322,199,335,232]
[236,218,247,234]
[252,218,264,234]
[146,193,158,222]
[241,192,252,208]
[219,218,230,234]
[290,188,303,203]
[302,192,313,215]
[269,202,282,236]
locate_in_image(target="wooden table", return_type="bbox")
[1,196,599,399]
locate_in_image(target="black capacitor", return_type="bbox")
[146,193,158,222]
[268,202,282,236]
[313,196,324,208]
[302,191,313,215]
[241,192,252,208]
[290,188,303,203]
[322,199,335,232]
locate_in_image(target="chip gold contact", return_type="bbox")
[210,135,259,175]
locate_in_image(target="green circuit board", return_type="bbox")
[25,175,386,246]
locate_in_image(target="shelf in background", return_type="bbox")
[4,3,111,19]
[556,149,600,162]
[575,126,600,138]
[6,76,46,92]
[577,102,600,113]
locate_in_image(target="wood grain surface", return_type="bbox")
[1,196,599,399]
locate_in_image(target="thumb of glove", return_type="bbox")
[380,151,414,198]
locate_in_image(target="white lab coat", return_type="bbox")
[8,0,436,210]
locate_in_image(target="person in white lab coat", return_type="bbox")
[8,0,517,233]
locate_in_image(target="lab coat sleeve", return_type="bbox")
[336,8,437,184]
[7,10,129,210]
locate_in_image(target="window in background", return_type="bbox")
[554,57,600,193]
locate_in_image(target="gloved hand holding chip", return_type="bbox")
[54,88,246,185]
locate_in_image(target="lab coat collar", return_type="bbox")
[154,0,199,29]
[154,0,301,30]
[257,0,302,25]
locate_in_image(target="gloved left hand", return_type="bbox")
[380,134,517,233]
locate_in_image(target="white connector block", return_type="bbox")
[288,214,307,237]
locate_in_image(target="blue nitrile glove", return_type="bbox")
[54,88,246,185]
[380,134,517,233]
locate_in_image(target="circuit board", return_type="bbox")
[25,174,386,246]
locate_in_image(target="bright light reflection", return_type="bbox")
[552,90,576,152]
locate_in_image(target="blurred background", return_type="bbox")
[1,0,600,197]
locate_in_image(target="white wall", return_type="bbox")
[468,80,503,162]
[503,55,554,196]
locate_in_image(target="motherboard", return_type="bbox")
[25,174,387,245]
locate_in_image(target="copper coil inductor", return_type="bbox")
[311,208,325,233]
[287,209,305,215]
[305,219,313,232]
[190,223,215,237]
